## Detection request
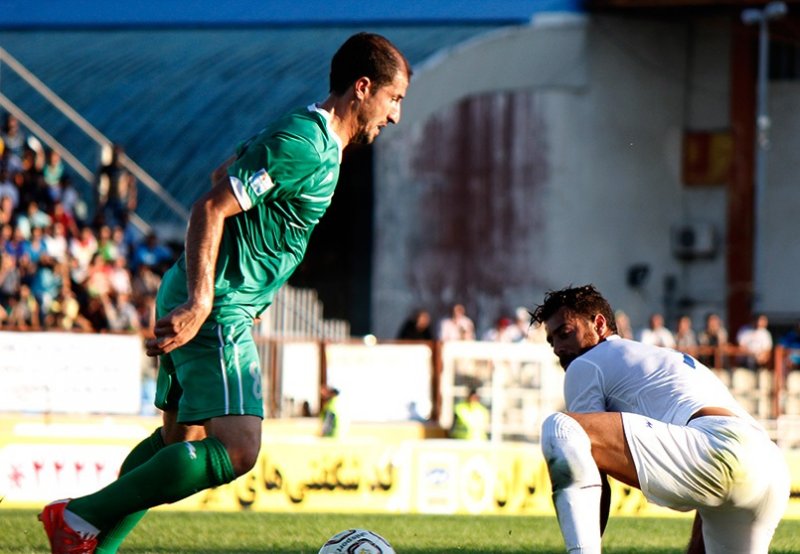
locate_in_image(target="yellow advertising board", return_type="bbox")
[1,415,799,519]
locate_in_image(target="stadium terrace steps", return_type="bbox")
[0,26,499,225]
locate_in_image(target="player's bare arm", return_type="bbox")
[210,155,236,188]
[145,174,243,356]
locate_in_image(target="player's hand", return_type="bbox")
[145,301,210,356]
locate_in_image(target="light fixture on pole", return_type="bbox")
[741,1,787,312]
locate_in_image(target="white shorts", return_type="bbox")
[621,413,789,554]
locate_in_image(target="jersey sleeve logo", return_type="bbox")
[248,168,275,196]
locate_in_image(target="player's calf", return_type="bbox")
[541,412,602,554]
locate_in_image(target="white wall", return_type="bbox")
[761,81,800,320]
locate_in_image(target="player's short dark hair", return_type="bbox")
[329,32,411,94]
[531,284,618,334]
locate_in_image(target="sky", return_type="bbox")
[0,0,584,28]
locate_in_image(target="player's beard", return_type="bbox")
[560,344,598,370]
[351,109,378,145]
[351,128,372,145]
[559,353,577,369]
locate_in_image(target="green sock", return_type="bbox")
[95,428,165,554]
[69,437,235,531]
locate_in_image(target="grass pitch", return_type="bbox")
[2,510,799,553]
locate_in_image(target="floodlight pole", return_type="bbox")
[741,1,787,313]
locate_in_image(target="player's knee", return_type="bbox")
[225,443,261,476]
[541,412,600,492]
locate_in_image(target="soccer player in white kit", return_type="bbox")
[530,285,789,554]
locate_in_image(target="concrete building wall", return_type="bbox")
[763,81,800,319]
[372,14,800,339]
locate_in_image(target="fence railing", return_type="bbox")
[258,337,800,446]
[255,285,350,341]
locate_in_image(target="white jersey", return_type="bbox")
[558,335,787,553]
[565,335,755,425]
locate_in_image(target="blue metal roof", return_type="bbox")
[0,25,507,223]
[0,1,584,28]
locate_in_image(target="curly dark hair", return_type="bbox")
[530,284,617,334]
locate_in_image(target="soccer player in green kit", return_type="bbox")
[39,32,411,554]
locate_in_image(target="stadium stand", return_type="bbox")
[0,27,500,223]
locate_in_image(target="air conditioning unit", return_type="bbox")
[671,222,718,260]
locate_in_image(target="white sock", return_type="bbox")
[63,508,100,539]
[541,412,602,554]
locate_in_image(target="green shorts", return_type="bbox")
[155,319,265,424]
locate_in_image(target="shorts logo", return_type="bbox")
[248,169,274,196]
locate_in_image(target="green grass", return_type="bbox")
[2,510,799,553]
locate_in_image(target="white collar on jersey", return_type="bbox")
[309,104,344,163]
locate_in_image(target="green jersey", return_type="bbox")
[161,105,342,325]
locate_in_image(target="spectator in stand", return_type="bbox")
[736,313,773,370]
[1,113,26,165]
[131,231,173,273]
[42,149,65,199]
[0,166,18,211]
[508,306,535,343]
[0,223,11,252]
[109,256,133,297]
[15,250,37,290]
[81,293,111,332]
[58,175,86,225]
[7,283,40,329]
[131,262,161,300]
[22,225,48,265]
[95,144,137,228]
[0,250,20,309]
[0,195,14,228]
[134,291,157,333]
[30,256,65,321]
[104,291,141,333]
[482,315,515,342]
[614,309,634,339]
[397,308,434,340]
[68,225,98,285]
[779,321,800,369]
[638,312,676,348]
[111,225,130,263]
[15,200,52,240]
[439,303,476,341]
[96,224,119,262]
[49,200,79,239]
[698,312,729,368]
[46,288,92,331]
[84,252,112,299]
[42,222,69,265]
[5,225,27,261]
[19,144,48,210]
[674,314,698,350]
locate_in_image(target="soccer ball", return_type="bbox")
[318,528,396,554]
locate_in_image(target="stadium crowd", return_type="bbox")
[0,112,175,335]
